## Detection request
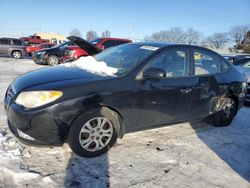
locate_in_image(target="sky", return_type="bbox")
[0,0,250,40]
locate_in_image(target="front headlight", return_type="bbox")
[15,91,63,109]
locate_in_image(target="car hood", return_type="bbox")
[67,36,100,55]
[13,66,113,92]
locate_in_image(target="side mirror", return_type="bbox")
[143,67,166,79]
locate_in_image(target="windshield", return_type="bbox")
[94,44,158,76]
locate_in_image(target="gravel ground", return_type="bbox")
[0,57,249,188]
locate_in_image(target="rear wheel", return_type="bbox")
[12,51,22,59]
[47,55,59,66]
[206,98,237,127]
[68,108,120,158]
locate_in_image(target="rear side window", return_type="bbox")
[116,40,130,45]
[147,49,189,77]
[0,39,11,45]
[194,50,220,75]
[102,40,116,49]
[13,39,23,46]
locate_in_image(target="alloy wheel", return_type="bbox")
[13,51,21,59]
[48,56,58,65]
[79,117,113,152]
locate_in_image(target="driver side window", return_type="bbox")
[147,49,189,77]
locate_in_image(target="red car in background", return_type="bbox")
[21,35,50,45]
[90,37,132,50]
[64,46,88,61]
[63,37,132,62]
[26,43,54,56]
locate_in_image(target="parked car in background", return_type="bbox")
[223,54,250,63]
[90,37,132,50]
[63,46,88,62]
[233,58,250,104]
[26,43,54,56]
[0,37,26,58]
[21,35,50,45]
[62,37,133,63]
[223,55,238,63]
[32,41,75,65]
[4,42,246,157]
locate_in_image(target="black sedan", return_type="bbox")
[4,42,246,157]
[32,41,75,66]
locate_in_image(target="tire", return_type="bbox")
[205,98,237,127]
[47,55,59,66]
[68,108,120,158]
[12,51,22,59]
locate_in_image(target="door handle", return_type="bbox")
[180,88,192,94]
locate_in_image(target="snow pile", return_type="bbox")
[0,130,20,159]
[61,56,118,76]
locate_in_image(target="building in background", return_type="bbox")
[34,32,67,44]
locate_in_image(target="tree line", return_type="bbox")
[145,25,250,53]
[69,29,111,41]
[69,24,250,53]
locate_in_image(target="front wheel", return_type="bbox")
[12,51,22,59]
[68,108,119,158]
[47,55,59,66]
[205,98,237,127]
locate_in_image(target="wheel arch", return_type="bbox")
[11,49,22,55]
[65,104,124,141]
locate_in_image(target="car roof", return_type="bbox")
[97,37,132,41]
[129,42,207,49]
[0,37,22,40]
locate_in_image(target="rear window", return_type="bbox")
[116,40,130,45]
[12,39,23,46]
[90,38,102,45]
[0,39,11,45]
[102,40,116,49]
[194,50,220,75]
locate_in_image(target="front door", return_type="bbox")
[132,47,196,130]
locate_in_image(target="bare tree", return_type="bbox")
[184,28,201,44]
[205,32,229,49]
[101,30,111,38]
[144,27,201,44]
[229,25,249,46]
[69,28,82,38]
[86,30,98,41]
[144,27,186,43]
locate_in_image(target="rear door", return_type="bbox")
[0,38,11,54]
[132,47,196,130]
[188,47,228,119]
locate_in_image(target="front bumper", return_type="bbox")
[32,53,47,64]
[3,85,79,146]
[5,102,65,146]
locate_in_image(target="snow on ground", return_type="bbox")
[0,58,249,188]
